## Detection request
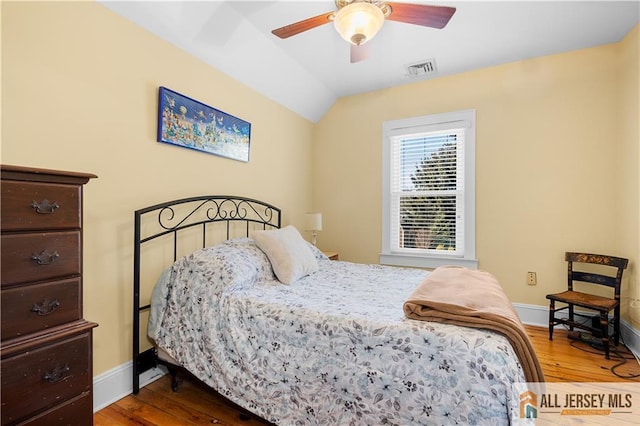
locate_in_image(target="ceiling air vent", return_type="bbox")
[405,59,437,78]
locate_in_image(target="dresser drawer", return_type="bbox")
[1,278,81,340]
[1,181,81,231]
[17,392,92,426]
[1,232,80,286]
[1,333,91,425]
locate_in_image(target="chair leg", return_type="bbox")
[599,312,610,359]
[568,305,574,332]
[613,306,620,346]
[548,301,555,341]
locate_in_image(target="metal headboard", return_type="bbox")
[132,196,281,393]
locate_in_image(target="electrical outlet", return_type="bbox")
[527,272,537,285]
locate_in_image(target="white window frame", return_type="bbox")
[381,109,477,269]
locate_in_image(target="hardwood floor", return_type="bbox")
[95,326,639,425]
[527,325,639,382]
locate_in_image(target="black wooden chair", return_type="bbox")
[546,252,628,359]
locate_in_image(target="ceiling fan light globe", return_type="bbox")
[334,2,384,46]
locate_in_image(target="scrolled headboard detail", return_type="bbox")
[151,197,279,234]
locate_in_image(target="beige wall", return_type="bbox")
[313,26,639,325]
[617,25,639,327]
[1,2,314,375]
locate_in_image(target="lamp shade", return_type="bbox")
[333,2,384,46]
[305,212,323,231]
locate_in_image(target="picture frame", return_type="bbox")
[157,86,251,162]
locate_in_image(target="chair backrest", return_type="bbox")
[565,252,629,298]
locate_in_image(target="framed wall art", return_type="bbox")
[157,86,251,162]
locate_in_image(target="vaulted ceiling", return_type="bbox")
[100,1,639,122]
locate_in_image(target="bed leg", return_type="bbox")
[167,365,179,392]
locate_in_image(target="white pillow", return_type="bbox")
[253,225,319,284]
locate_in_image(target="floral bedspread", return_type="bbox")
[150,238,525,425]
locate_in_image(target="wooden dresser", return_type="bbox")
[1,165,97,425]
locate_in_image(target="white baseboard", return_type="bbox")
[92,304,640,412]
[512,302,549,327]
[93,362,167,412]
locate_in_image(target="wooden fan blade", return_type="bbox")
[272,11,334,39]
[350,43,370,63]
[386,3,456,29]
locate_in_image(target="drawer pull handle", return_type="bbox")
[31,299,60,316]
[31,199,60,214]
[43,364,70,383]
[31,250,60,265]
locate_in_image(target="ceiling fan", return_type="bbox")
[271,0,456,63]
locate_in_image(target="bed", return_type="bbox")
[133,196,543,425]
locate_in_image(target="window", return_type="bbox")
[381,109,477,269]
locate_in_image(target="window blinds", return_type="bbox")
[389,128,465,256]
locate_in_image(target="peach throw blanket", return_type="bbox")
[403,266,544,383]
